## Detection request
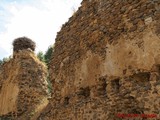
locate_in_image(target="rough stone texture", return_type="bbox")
[39,0,160,119]
[0,50,49,120]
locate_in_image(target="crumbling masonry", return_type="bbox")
[39,0,160,119]
[0,37,49,120]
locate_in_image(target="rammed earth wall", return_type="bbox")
[0,50,49,120]
[38,0,160,120]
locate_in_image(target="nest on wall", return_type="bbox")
[13,37,36,52]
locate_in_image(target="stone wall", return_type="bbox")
[0,50,49,120]
[38,0,160,119]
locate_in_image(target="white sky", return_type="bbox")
[0,0,82,59]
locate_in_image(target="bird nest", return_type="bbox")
[13,37,36,52]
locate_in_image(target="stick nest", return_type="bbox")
[13,37,36,52]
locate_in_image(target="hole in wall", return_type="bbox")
[64,96,70,105]
[97,76,107,95]
[111,78,120,93]
[77,86,90,98]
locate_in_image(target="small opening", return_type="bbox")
[77,86,90,98]
[131,72,150,87]
[64,96,70,105]
[154,64,160,74]
[97,76,107,95]
[111,78,120,92]
[130,109,143,114]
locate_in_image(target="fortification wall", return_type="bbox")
[40,0,160,120]
[0,50,49,120]
[38,0,160,119]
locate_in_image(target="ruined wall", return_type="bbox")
[0,50,49,120]
[40,0,160,119]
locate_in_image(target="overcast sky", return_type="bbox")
[0,0,82,59]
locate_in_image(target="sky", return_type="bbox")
[0,0,82,59]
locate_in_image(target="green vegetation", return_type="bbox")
[37,51,45,62]
[0,60,3,65]
[44,45,53,66]
[37,45,54,94]
[0,57,11,67]
[37,45,53,66]
[46,75,52,95]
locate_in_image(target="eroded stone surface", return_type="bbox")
[39,0,160,119]
[0,50,49,120]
